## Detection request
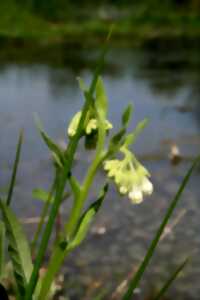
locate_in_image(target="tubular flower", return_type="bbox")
[67,111,112,137]
[104,148,153,204]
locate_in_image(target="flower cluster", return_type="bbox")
[104,148,153,204]
[67,111,112,137]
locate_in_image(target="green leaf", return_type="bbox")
[0,221,5,279]
[107,128,126,156]
[7,130,23,206]
[35,116,65,167]
[122,104,133,127]
[124,118,148,147]
[38,184,109,300]
[77,77,88,92]
[70,183,109,248]
[122,156,200,300]
[107,106,134,156]
[153,258,189,300]
[0,200,33,296]
[96,77,108,117]
[41,130,64,165]
[33,188,54,204]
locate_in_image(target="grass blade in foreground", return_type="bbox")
[0,200,33,296]
[6,130,23,206]
[122,156,200,300]
[153,258,189,300]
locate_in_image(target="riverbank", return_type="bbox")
[1,3,200,46]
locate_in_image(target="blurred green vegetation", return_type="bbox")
[1,0,200,42]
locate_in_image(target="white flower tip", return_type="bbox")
[119,186,128,195]
[142,179,153,195]
[129,189,143,204]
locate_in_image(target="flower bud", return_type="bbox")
[142,178,153,195]
[119,186,128,195]
[129,188,143,204]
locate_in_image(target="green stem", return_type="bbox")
[65,154,103,239]
[25,102,92,300]
[38,244,70,300]
[7,130,23,206]
[24,47,107,300]
[38,106,107,300]
[38,152,104,300]
[65,106,106,239]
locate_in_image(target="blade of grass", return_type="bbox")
[25,36,110,300]
[122,156,200,300]
[0,200,33,296]
[153,258,189,300]
[6,130,23,206]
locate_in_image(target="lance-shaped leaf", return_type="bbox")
[0,200,33,296]
[32,188,55,204]
[107,105,134,156]
[38,184,109,300]
[70,183,109,249]
[123,118,148,148]
[96,77,108,118]
[122,104,133,127]
[77,77,88,92]
[40,130,64,166]
[7,130,23,206]
[35,116,65,167]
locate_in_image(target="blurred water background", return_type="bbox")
[1,1,200,298]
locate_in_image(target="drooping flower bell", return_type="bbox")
[104,147,153,204]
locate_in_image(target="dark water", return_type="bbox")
[0,39,200,299]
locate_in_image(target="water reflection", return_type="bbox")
[0,38,200,299]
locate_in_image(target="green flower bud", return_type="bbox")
[67,111,82,137]
[67,110,113,138]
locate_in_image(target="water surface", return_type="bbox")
[0,40,200,299]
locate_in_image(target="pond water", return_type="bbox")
[0,39,200,299]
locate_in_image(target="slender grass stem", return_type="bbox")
[122,156,200,300]
[7,130,23,206]
[153,258,189,300]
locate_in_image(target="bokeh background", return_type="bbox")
[1,1,200,299]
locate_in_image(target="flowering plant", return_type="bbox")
[0,45,198,300]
